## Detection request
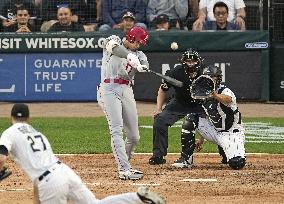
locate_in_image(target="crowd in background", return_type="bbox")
[0,0,247,33]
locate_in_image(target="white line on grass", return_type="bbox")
[56,153,284,156]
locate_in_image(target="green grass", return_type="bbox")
[0,117,284,154]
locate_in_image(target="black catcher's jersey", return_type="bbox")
[202,84,241,131]
[160,65,202,106]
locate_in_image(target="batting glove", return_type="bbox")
[127,53,141,68]
[136,65,149,72]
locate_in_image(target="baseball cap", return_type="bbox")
[155,14,169,24]
[11,103,29,118]
[122,11,135,20]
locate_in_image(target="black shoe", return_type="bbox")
[149,156,166,165]
[221,158,228,164]
[171,156,193,168]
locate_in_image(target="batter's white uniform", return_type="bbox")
[0,122,151,204]
[97,35,148,172]
[197,84,245,161]
[199,0,246,22]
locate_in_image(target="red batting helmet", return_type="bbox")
[126,26,148,46]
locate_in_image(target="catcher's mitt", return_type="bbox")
[190,75,215,99]
[0,167,12,182]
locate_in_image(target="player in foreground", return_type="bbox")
[174,65,246,170]
[97,26,149,180]
[0,103,166,204]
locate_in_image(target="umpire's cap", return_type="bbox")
[11,103,29,118]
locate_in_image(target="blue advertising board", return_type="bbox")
[0,53,102,101]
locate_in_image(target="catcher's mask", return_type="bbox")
[203,65,223,86]
[126,26,149,46]
[181,48,203,74]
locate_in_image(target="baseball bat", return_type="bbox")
[147,70,183,87]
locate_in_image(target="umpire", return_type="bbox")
[149,49,205,167]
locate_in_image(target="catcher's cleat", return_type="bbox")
[137,186,166,204]
[149,156,166,165]
[171,156,193,168]
[119,169,143,180]
[221,158,228,164]
[0,167,12,182]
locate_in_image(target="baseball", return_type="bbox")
[171,42,178,50]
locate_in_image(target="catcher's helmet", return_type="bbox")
[181,48,203,74]
[203,65,223,86]
[126,26,148,46]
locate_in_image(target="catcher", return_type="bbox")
[0,103,166,204]
[174,65,246,170]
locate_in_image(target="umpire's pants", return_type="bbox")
[152,98,204,157]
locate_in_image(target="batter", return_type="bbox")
[97,26,149,180]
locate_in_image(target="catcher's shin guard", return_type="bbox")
[180,114,199,160]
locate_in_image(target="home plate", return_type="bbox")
[179,178,217,182]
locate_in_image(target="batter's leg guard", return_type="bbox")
[228,156,246,170]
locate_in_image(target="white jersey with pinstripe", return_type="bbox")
[197,84,245,161]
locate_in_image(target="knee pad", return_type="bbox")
[182,113,199,131]
[228,156,246,170]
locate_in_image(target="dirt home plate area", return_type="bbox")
[0,102,284,204]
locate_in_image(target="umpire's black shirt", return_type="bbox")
[161,65,201,106]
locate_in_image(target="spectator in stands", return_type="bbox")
[119,11,135,33]
[184,0,199,30]
[202,2,243,30]
[154,14,170,31]
[42,0,87,24]
[47,6,85,32]
[1,0,38,31]
[85,0,101,24]
[4,6,36,32]
[193,0,246,31]
[146,0,191,30]
[98,0,147,32]
[83,0,102,32]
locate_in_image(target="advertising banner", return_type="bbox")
[0,53,102,101]
[0,31,269,53]
[134,51,262,101]
[270,44,284,101]
[0,51,265,101]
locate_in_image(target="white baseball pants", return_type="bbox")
[197,117,246,161]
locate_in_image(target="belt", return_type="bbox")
[104,78,130,85]
[38,161,61,181]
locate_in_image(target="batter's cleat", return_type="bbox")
[137,186,166,204]
[149,156,166,165]
[171,156,193,168]
[119,169,143,180]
